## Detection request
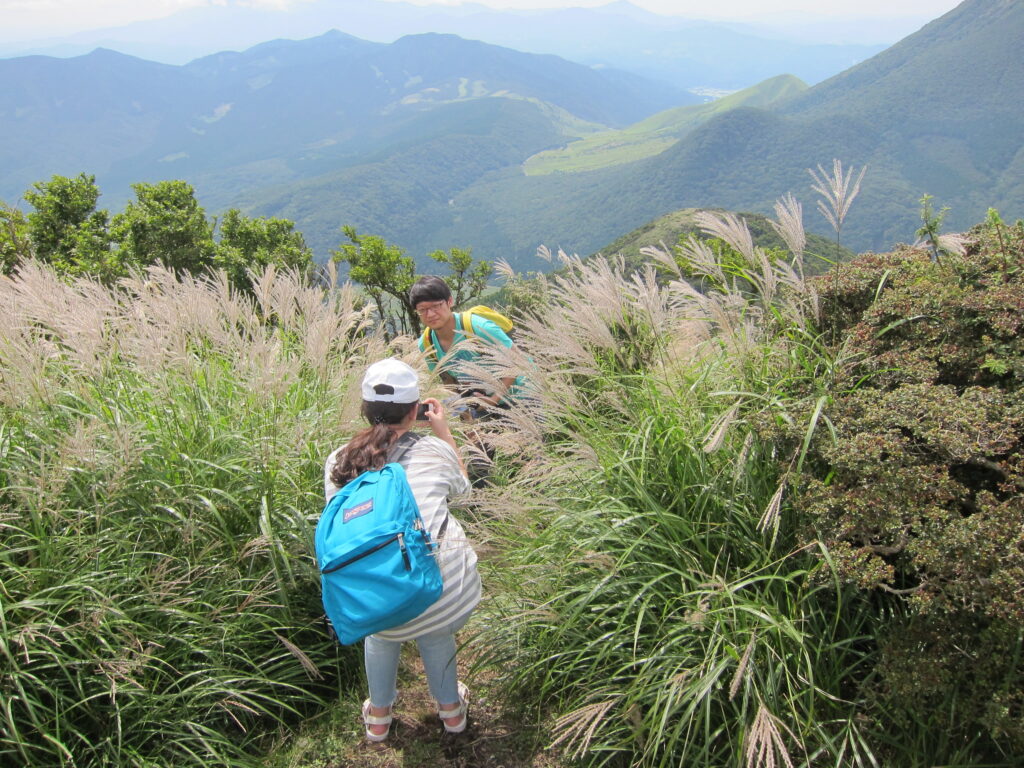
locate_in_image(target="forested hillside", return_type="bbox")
[2,0,1016,270]
[418,0,1022,263]
[0,29,688,259]
[523,74,808,176]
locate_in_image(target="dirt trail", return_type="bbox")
[322,652,560,768]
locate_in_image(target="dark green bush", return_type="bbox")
[793,218,1024,755]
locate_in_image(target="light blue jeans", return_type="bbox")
[364,615,469,709]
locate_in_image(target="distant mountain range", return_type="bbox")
[398,0,1021,265]
[0,0,1018,269]
[0,0,890,92]
[0,31,690,234]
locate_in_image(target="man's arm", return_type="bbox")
[467,315,518,406]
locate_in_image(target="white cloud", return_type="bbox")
[0,0,963,40]
[385,0,962,20]
[0,0,320,38]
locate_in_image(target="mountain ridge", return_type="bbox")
[0,0,889,91]
[0,30,688,214]
[397,0,1020,264]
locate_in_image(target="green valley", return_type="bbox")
[523,74,807,176]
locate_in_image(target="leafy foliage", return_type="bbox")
[4,174,313,296]
[332,226,418,338]
[215,208,314,295]
[466,199,1024,767]
[427,245,492,310]
[0,202,31,274]
[782,217,1024,754]
[333,226,494,338]
[111,180,216,273]
[470,241,876,767]
[23,172,119,280]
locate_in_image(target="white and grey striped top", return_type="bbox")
[323,434,480,642]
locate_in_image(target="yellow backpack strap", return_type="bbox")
[463,305,513,335]
[420,326,436,359]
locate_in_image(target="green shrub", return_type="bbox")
[791,219,1024,756]
[472,244,881,767]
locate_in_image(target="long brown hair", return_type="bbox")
[329,400,414,486]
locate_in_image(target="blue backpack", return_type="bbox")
[315,433,443,644]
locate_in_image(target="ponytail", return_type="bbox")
[329,400,414,486]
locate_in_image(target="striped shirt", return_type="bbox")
[323,434,479,642]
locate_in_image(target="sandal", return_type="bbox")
[361,699,392,742]
[438,681,470,734]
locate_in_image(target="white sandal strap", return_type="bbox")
[437,703,464,718]
[362,700,393,725]
[438,681,470,719]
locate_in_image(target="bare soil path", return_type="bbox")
[276,650,564,768]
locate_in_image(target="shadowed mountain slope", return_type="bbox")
[409,0,1022,264]
[0,30,689,211]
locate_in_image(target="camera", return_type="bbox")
[415,402,431,421]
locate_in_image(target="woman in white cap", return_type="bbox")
[324,358,480,741]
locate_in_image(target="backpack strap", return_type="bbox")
[387,431,451,541]
[385,434,446,540]
[387,431,421,464]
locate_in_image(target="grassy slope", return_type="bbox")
[593,205,850,274]
[523,75,807,176]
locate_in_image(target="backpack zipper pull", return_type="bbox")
[397,532,411,571]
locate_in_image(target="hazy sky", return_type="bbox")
[1,0,965,38]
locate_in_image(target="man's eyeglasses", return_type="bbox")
[415,300,448,318]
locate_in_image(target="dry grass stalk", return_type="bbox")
[809,159,866,240]
[703,402,741,454]
[2,260,120,378]
[697,210,755,262]
[733,432,756,483]
[677,234,727,286]
[745,702,796,768]
[910,232,969,259]
[937,233,969,256]
[640,243,681,277]
[629,263,683,336]
[751,247,779,307]
[275,633,323,681]
[494,258,517,281]
[771,193,807,268]
[758,478,787,533]
[729,631,757,701]
[550,698,618,759]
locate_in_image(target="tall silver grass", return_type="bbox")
[471,205,873,767]
[809,159,866,247]
[0,259,382,766]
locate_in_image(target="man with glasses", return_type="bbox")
[411,275,520,414]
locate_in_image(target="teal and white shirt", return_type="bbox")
[418,313,523,398]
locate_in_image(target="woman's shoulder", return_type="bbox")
[410,434,457,459]
[324,443,347,469]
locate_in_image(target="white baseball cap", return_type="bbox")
[361,358,420,403]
